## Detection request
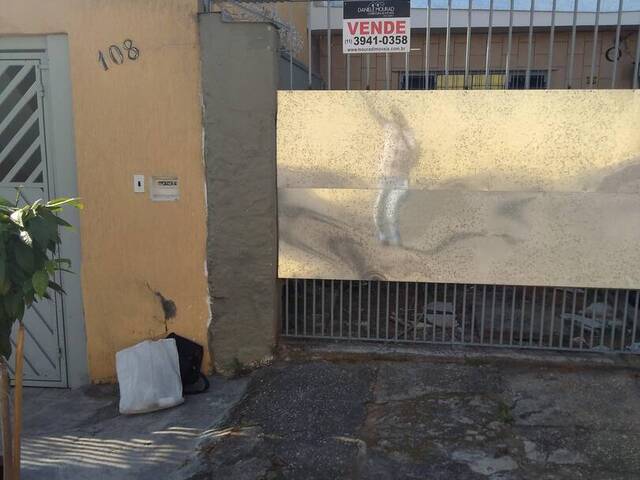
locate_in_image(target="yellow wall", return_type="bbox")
[0,0,209,382]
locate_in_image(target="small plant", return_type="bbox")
[0,194,81,480]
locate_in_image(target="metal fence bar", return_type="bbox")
[346,54,351,90]
[442,283,448,342]
[461,284,467,343]
[465,1,473,89]
[621,290,629,351]
[404,52,409,91]
[484,0,495,89]
[321,279,325,335]
[303,279,307,335]
[480,285,487,343]
[598,289,608,346]
[538,287,546,347]
[634,26,640,89]
[445,0,453,88]
[549,288,557,347]
[385,53,390,90]
[547,0,557,89]
[339,280,343,337]
[285,279,290,333]
[611,0,624,88]
[588,289,597,348]
[288,2,293,90]
[281,331,637,353]
[504,0,514,89]
[425,0,431,90]
[404,282,409,339]
[308,2,312,88]
[499,285,506,344]
[569,288,578,348]
[489,285,496,343]
[559,289,567,348]
[525,0,535,90]
[414,282,419,341]
[294,279,298,335]
[394,281,399,340]
[330,280,335,336]
[589,0,602,89]
[509,286,516,345]
[567,0,579,88]
[312,279,316,335]
[519,287,526,345]
[452,283,457,344]
[386,281,390,339]
[471,285,477,341]
[432,283,438,341]
[610,289,619,349]
[529,286,536,346]
[349,280,353,337]
[632,291,640,346]
[366,54,371,90]
[423,283,428,340]
[367,281,372,338]
[376,281,381,337]
[326,1,331,90]
[358,280,362,337]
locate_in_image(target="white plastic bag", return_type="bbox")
[116,338,184,414]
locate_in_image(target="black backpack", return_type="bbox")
[167,333,210,395]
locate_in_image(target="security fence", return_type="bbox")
[282,280,640,353]
[207,0,640,354]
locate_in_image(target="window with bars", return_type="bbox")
[400,70,547,90]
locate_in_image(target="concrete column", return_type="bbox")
[199,14,279,373]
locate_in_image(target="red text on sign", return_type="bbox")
[346,20,407,36]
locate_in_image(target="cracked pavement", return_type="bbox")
[177,359,640,480]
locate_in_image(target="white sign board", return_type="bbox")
[151,176,179,202]
[343,0,411,54]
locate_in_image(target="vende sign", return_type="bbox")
[343,0,411,54]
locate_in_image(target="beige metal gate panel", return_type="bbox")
[277,90,640,289]
[0,57,67,387]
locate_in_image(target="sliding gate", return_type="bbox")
[247,0,640,354]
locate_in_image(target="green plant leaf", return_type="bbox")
[32,271,49,297]
[9,208,25,227]
[48,280,66,295]
[27,216,58,248]
[14,242,34,272]
[46,198,83,210]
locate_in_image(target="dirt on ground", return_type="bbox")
[175,358,640,480]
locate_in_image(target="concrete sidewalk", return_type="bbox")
[177,359,640,480]
[21,376,248,480]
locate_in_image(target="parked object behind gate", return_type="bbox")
[116,338,184,414]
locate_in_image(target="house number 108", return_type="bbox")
[98,39,140,71]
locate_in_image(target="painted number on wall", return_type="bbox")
[98,39,140,71]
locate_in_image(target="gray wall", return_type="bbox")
[199,14,279,372]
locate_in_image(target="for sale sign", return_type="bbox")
[343,0,411,54]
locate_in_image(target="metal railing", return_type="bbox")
[282,280,640,353]
[210,1,640,89]
[300,0,640,90]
